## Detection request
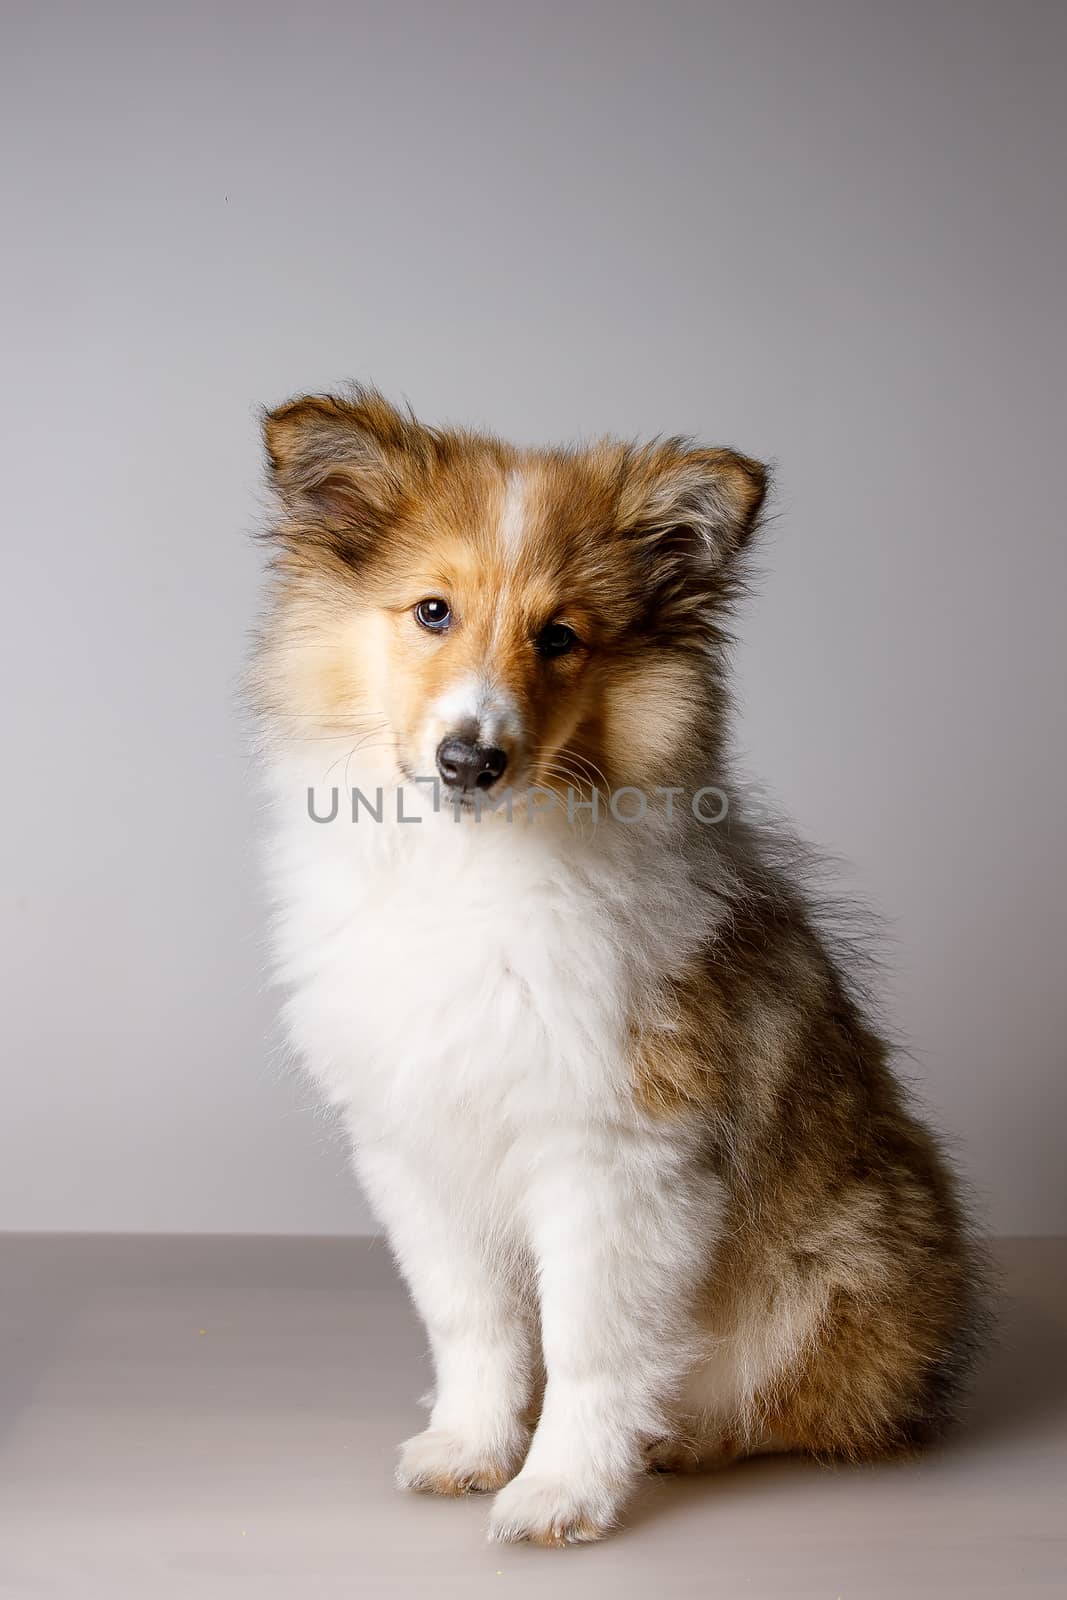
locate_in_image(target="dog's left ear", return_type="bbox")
[618,442,768,577]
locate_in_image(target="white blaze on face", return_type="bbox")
[430,673,522,748]
[422,470,530,773]
[482,469,528,747]
[498,467,528,563]
[491,469,529,649]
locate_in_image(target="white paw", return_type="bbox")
[396,1427,519,1496]
[488,1472,623,1546]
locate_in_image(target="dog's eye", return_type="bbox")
[415,598,451,631]
[536,622,579,658]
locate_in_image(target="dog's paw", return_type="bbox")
[396,1428,517,1496]
[488,1472,620,1546]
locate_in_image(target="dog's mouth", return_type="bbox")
[438,778,518,814]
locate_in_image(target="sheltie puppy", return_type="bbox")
[250,387,986,1545]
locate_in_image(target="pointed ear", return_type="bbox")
[262,388,434,540]
[617,441,768,576]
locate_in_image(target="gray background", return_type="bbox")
[2,0,1064,1236]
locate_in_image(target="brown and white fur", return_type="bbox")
[250,388,986,1545]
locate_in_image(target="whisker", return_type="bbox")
[527,745,610,790]
[320,722,389,784]
[345,724,393,791]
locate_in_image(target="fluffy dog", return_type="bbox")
[250,388,985,1545]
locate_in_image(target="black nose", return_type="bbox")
[435,736,508,792]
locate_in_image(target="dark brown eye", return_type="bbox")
[415,598,451,631]
[536,622,579,658]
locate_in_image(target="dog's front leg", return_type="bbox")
[489,1134,719,1544]
[356,1143,535,1496]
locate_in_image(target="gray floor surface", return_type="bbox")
[0,1234,1063,1598]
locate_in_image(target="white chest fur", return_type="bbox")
[261,753,730,1537]
[263,756,717,1154]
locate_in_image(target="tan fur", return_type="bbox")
[655,906,984,1463]
[404,1460,514,1497]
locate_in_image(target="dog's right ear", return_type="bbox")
[262,388,434,538]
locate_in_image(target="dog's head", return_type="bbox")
[256,389,765,804]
